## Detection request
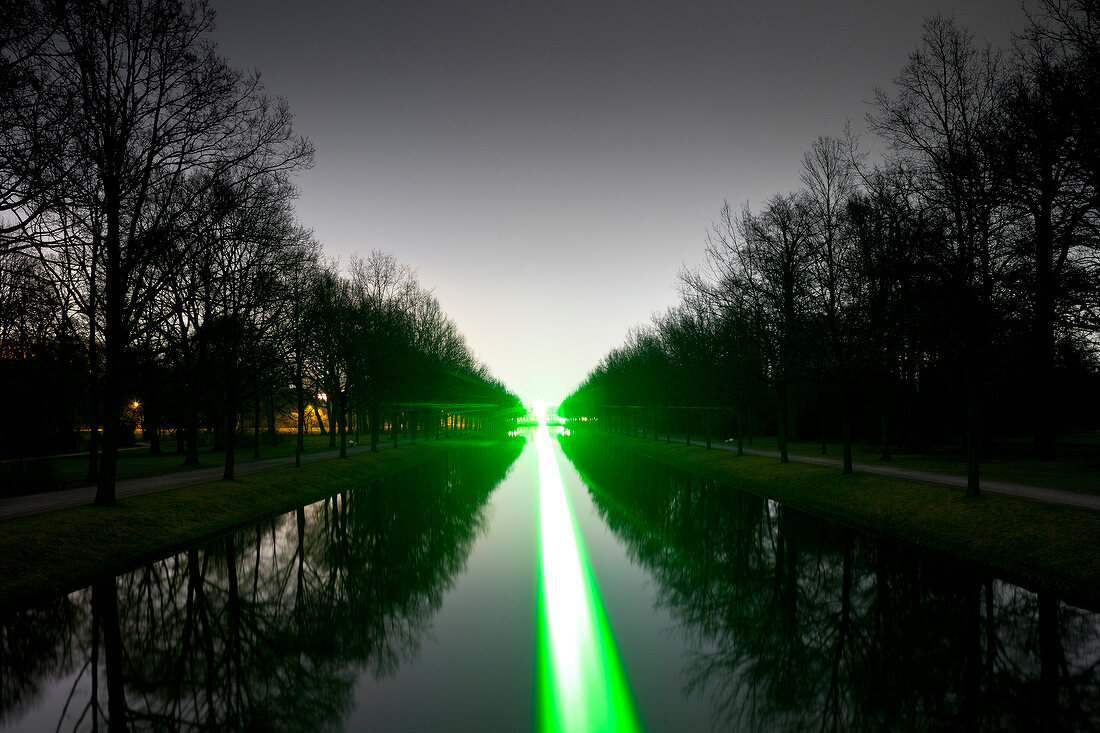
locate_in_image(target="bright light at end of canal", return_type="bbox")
[534,416,641,732]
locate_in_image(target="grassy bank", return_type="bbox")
[0,442,455,608]
[647,430,1100,495]
[751,432,1100,495]
[583,432,1100,611]
[1,433,369,496]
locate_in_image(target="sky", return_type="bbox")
[211,0,1031,405]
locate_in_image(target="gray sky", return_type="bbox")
[212,0,1029,405]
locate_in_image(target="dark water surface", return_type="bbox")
[1,433,1098,731]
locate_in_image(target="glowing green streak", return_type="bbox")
[534,423,643,733]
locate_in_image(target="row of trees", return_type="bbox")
[0,0,519,502]
[561,3,1100,495]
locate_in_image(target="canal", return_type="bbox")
[1,427,1098,731]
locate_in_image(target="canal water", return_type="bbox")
[1,428,1098,731]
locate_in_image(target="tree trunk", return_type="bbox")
[1033,195,1058,460]
[145,358,161,455]
[224,360,237,481]
[841,403,853,475]
[370,406,380,451]
[252,393,261,459]
[327,392,337,448]
[337,395,347,458]
[966,363,981,498]
[777,384,789,464]
[841,378,853,475]
[268,392,278,447]
[295,369,304,468]
[819,394,827,455]
[878,373,891,461]
[86,339,99,483]
[183,335,201,465]
[85,236,100,483]
[96,326,122,503]
[95,186,124,506]
[736,406,744,456]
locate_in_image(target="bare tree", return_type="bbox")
[869,15,1006,496]
[6,0,312,503]
[0,1,67,257]
[997,2,1100,458]
[801,134,859,472]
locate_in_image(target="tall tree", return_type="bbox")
[997,3,1100,458]
[703,196,814,463]
[800,134,859,473]
[845,163,936,460]
[870,15,1005,496]
[13,0,313,504]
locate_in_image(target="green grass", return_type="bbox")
[585,432,1100,611]
[654,430,1100,496]
[0,441,454,608]
[0,431,398,496]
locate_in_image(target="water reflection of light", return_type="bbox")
[535,419,641,732]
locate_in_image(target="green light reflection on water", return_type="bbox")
[534,422,643,733]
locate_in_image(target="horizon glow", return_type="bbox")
[534,421,642,732]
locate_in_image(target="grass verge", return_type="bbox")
[0,442,453,609]
[1,433,364,496]
[586,432,1100,611]
[705,432,1100,495]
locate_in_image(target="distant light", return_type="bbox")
[132,401,139,409]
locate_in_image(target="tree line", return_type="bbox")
[560,3,1100,495]
[0,0,520,503]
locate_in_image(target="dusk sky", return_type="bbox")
[212,1,1028,405]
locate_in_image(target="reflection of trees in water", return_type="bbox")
[0,595,86,726]
[0,440,523,732]
[560,436,1100,732]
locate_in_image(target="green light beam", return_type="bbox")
[534,421,643,733]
